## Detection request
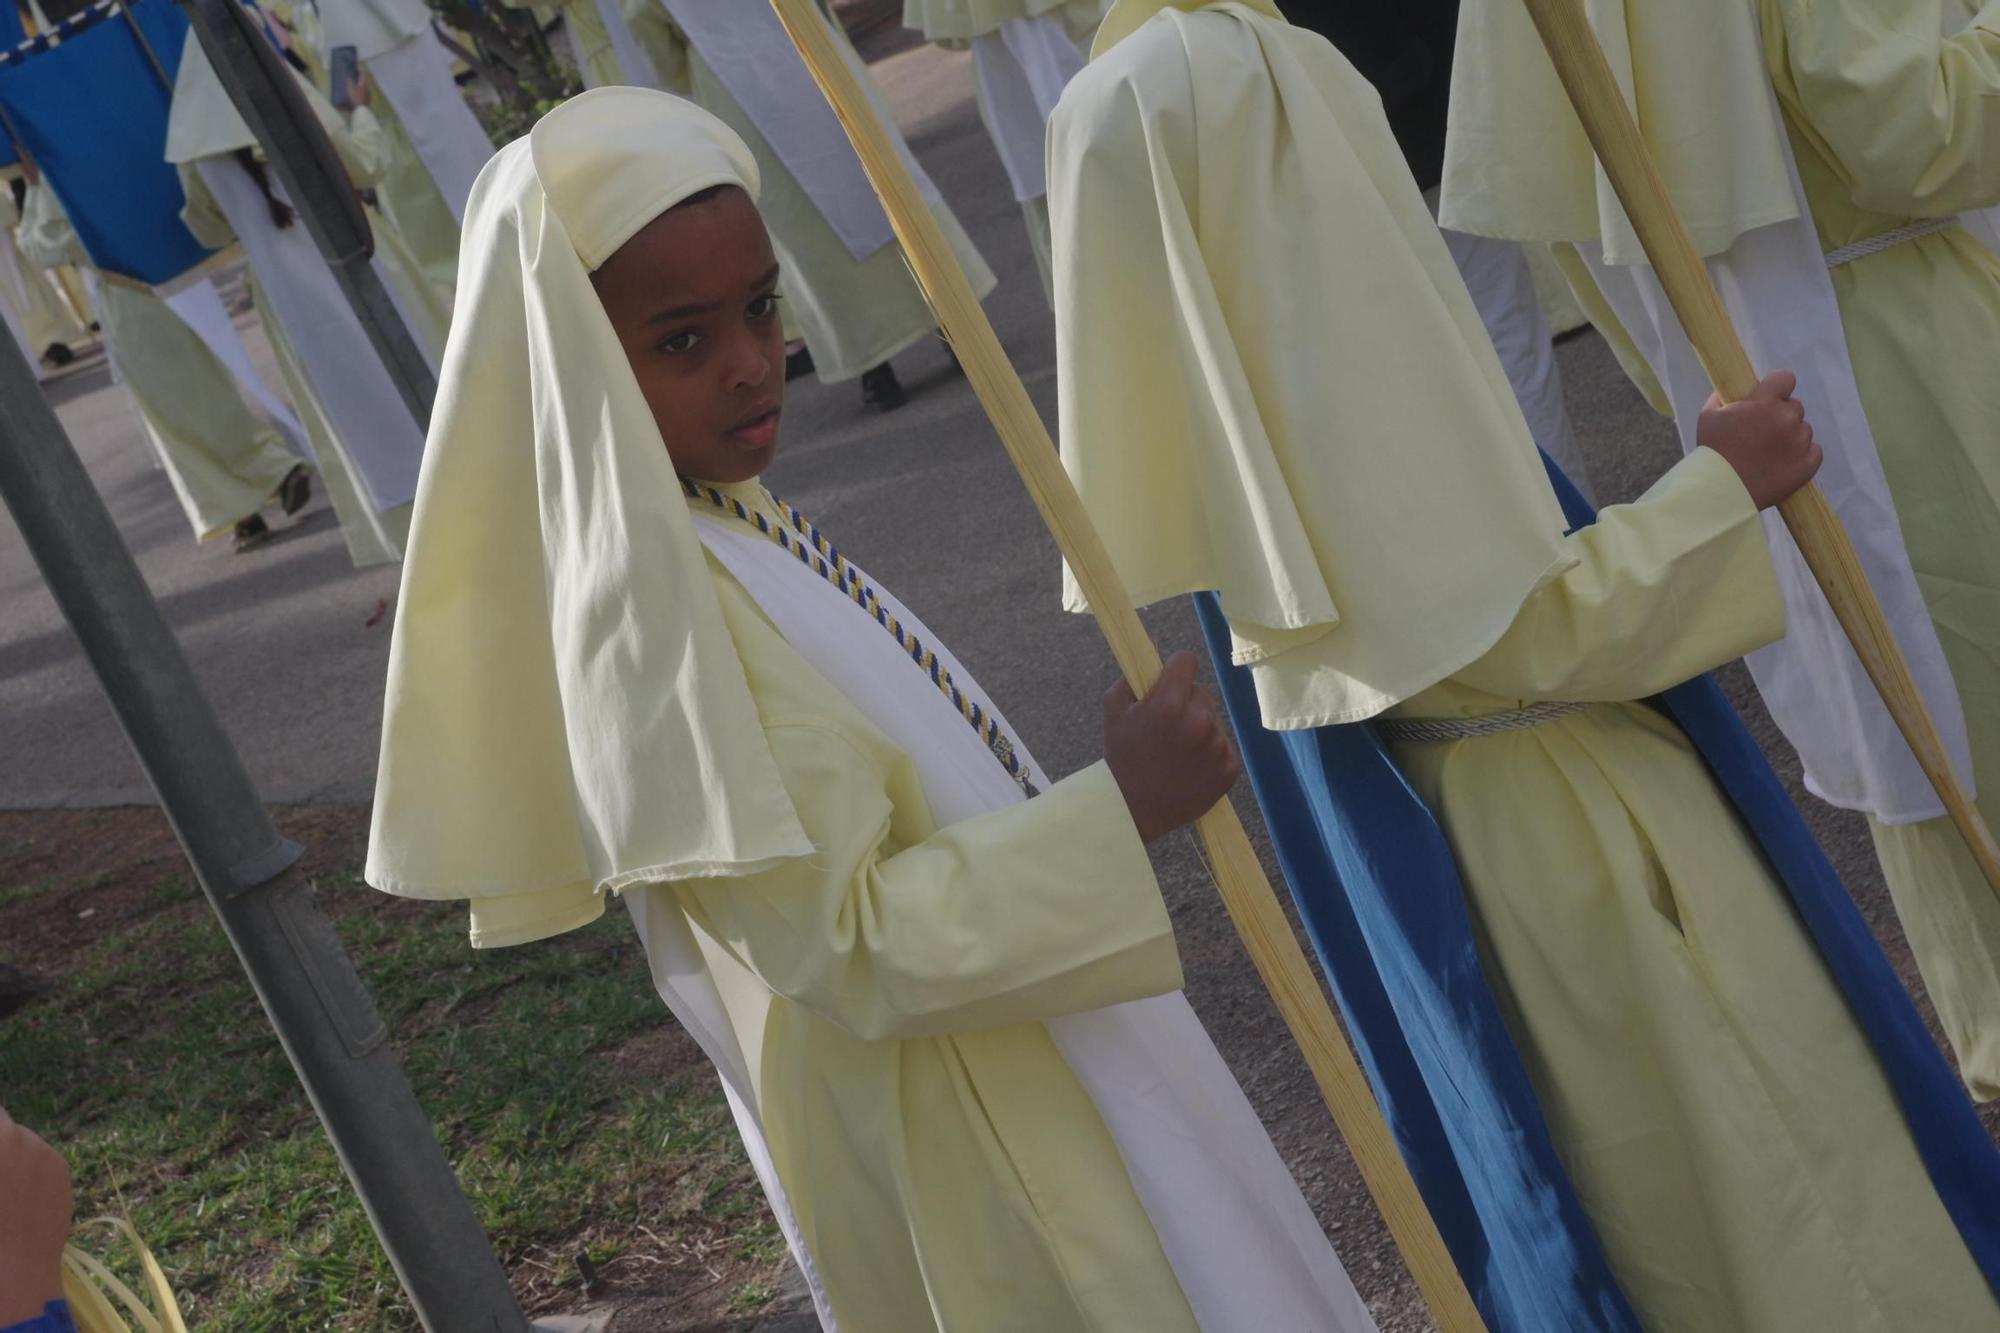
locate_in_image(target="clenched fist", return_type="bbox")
[1104,651,1241,844]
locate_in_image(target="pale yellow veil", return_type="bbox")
[1053,0,1575,729]
[365,88,812,944]
[1438,0,1796,263]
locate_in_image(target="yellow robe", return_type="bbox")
[471,494,1201,1332]
[1389,447,2000,1331]
[624,0,998,383]
[16,186,299,542]
[272,30,457,359]
[335,105,453,363]
[363,89,467,293]
[562,0,625,88]
[1739,0,2000,1102]
[0,193,87,357]
[177,158,415,568]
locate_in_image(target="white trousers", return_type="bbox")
[1426,188,1590,498]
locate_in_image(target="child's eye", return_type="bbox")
[658,330,702,354]
[748,293,781,320]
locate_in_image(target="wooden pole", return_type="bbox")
[1519,0,2000,900]
[767,3,1487,1329]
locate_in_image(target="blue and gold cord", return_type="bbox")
[685,479,1039,798]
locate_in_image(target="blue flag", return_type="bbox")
[0,0,213,284]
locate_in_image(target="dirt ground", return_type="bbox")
[0,803,814,1331]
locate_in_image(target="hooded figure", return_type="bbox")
[1051,2,2000,1329]
[366,86,1375,1332]
[1443,0,2000,1099]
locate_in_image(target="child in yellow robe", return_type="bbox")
[365,86,1377,1331]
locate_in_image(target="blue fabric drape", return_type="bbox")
[1196,455,2000,1331]
[0,0,212,284]
[0,3,23,62]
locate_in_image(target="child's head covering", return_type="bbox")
[1053,1,1575,729]
[365,87,813,944]
[1438,0,1795,264]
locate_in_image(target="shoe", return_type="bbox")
[277,464,312,517]
[232,514,272,552]
[785,342,815,381]
[41,342,74,368]
[860,362,906,412]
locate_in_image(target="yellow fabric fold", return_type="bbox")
[366,88,813,925]
[1053,0,1575,727]
[1439,0,1799,263]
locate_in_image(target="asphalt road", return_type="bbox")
[1,25,1911,1333]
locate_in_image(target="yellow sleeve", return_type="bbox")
[1450,446,1786,702]
[315,97,390,188]
[177,163,237,250]
[1773,0,2000,216]
[674,727,1183,1043]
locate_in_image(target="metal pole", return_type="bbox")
[0,342,525,1330]
[114,0,175,91]
[173,0,436,429]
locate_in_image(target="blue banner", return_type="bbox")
[0,0,214,284]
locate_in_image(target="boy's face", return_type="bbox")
[593,186,785,484]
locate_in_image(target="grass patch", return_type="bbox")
[1,847,786,1329]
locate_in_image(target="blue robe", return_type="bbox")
[1195,458,2000,1332]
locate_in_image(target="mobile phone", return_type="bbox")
[328,44,360,110]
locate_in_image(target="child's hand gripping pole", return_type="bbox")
[1518,0,2000,903]
[766,4,1488,1329]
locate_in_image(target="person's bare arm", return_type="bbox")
[0,1109,71,1323]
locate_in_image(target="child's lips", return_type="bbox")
[729,407,781,448]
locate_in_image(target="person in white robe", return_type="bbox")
[15,174,311,550]
[0,173,88,376]
[901,0,1102,302]
[166,31,428,567]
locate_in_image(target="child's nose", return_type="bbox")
[724,328,772,393]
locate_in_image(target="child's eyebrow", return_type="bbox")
[644,264,783,325]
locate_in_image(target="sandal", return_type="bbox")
[277,464,312,517]
[860,362,906,413]
[232,515,272,552]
